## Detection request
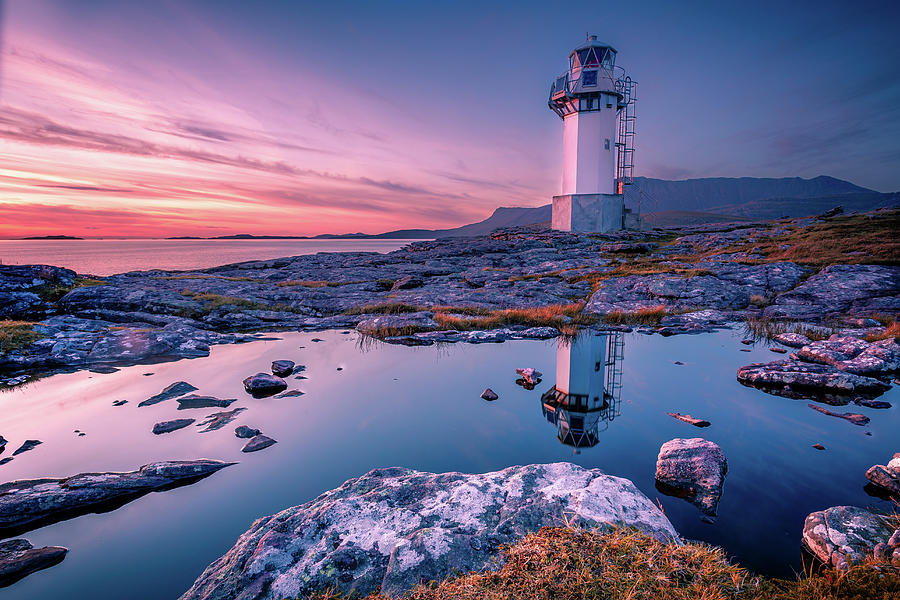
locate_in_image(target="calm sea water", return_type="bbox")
[0,239,419,275]
[0,328,896,599]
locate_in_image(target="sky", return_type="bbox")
[1,0,898,238]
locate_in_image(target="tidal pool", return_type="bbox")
[0,328,897,598]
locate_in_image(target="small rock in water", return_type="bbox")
[12,440,41,456]
[142,372,154,376]
[139,381,198,407]
[673,361,684,365]
[176,395,237,410]
[480,388,498,401]
[242,373,287,397]
[0,436,6,454]
[864,453,900,497]
[234,426,260,439]
[152,419,196,435]
[241,434,277,453]
[741,339,753,345]
[88,366,119,374]
[271,360,295,377]
[77,433,85,437]
[0,538,68,587]
[769,347,787,354]
[739,348,751,352]
[853,397,892,409]
[273,389,304,398]
[112,399,128,406]
[666,412,711,427]
[812,443,825,450]
[515,368,542,385]
[336,367,343,371]
[0,458,12,466]
[196,408,247,433]
[311,338,323,342]
[808,403,870,426]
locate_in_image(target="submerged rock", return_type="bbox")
[241,435,277,453]
[180,462,677,600]
[176,395,237,410]
[271,360,295,377]
[152,419,196,435]
[802,505,894,569]
[865,453,900,497]
[197,408,247,433]
[666,412,710,427]
[12,440,41,456]
[655,438,727,519]
[808,403,870,426]
[737,360,890,395]
[273,389,304,398]
[242,373,287,397]
[139,381,198,407]
[0,460,233,536]
[0,538,67,587]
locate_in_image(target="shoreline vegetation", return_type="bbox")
[310,526,900,600]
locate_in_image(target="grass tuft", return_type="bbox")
[602,305,669,326]
[0,321,43,354]
[433,303,595,331]
[743,316,837,342]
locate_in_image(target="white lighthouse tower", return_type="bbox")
[548,35,637,232]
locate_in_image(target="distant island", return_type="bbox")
[21,235,84,240]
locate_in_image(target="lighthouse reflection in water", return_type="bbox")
[541,332,624,452]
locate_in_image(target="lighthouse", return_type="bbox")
[548,35,637,232]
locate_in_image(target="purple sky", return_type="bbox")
[1,0,898,237]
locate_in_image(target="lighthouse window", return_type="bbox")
[582,70,598,86]
[576,49,590,66]
[585,48,599,67]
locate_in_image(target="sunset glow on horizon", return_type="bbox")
[1,1,898,238]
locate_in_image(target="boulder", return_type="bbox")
[802,505,894,569]
[766,264,900,319]
[773,332,811,348]
[737,360,890,395]
[0,538,67,587]
[241,435,277,453]
[796,336,900,375]
[480,388,498,401]
[271,360,295,377]
[234,426,261,439]
[655,438,727,519]
[390,275,423,290]
[179,462,677,600]
[139,381,198,407]
[242,373,287,397]
[515,368,542,385]
[152,419,196,435]
[0,460,233,536]
[865,453,900,497]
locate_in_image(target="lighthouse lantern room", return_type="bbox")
[548,35,637,232]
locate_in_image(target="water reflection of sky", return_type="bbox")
[1,328,897,598]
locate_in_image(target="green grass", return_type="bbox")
[0,321,43,354]
[743,316,838,342]
[180,290,272,312]
[308,525,900,600]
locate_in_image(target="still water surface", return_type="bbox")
[0,328,897,598]
[0,239,418,275]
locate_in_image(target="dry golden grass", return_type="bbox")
[602,305,670,326]
[307,526,900,600]
[743,316,837,342]
[277,280,362,288]
[865,319,900,342]
[156,274,264,282]
[433,303,596,331]
[0,320,42,354]
[344,302,429,315]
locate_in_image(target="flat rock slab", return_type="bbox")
[808,403,869,426]
[139,381,198,407]
[0,538,67,587]
[666,412,710,427]
[152,419,196,435]
[242,373,287,397]
[655,438,727,519]
[180,462,677,600]
[176,395,237,410]
[0,460,233,537]
[737,359,890,396]
[271,360,295,377]
[241,435,277,453]
[197,408,247,433]
[802,505,894,569]
[796,336,900,375]
[12,440,41,456]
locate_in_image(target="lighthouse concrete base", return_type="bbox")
[552,193,624,233]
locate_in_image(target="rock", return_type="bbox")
[0,538,67,587]
[234,426,261,439]
[0,436,6,455]
[176,395,237,410]
[773,332,811,348]
[2,375,29,387]
[273,389,305,398]
[139,381,198,407]
[796,336,900,375]
[767,265,900,320]
[655,438,727,518]
[480,388,498,401]
[271,360,295,376]
[241,435,277,453]
[242,373,287,397]
[112,399,128,406]
[12,440,41,456]
[0,458,12,466]
[180,462,676,600]
[853,398,892,409]
[390,275,423,290]
[737,359,890,395]
[152,419,196,435]
[802,505,894,568]
[0,460,233,536]
[515,368,542,385]
[196,408,247,433]
[741,339,753,345]
[770,347,787,354]
[812,443,825,450]
[865,453,900,497]
[0,264,76,319]
[808,404,870,426]
[356,313,438,337]
[666,412,710,427]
